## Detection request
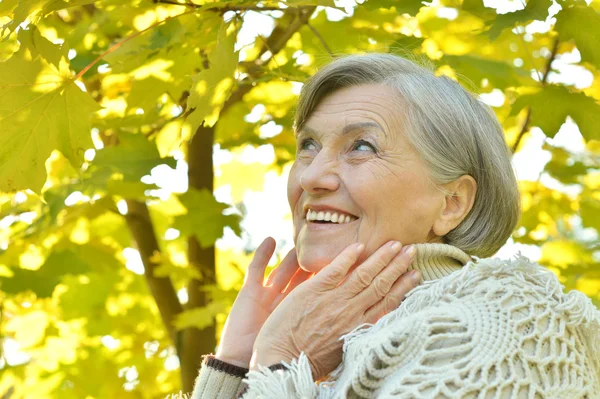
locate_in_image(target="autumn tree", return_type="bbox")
[0,0,599,397]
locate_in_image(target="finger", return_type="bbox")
[283,269,313,294]
[314,243,364,289]
[343,241,403,296]
[245,237,276,285]
[265,249,300,291]
[360,245,416,302]
[363,269,421,323]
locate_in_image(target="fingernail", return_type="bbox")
[356,243,365,253]
[390,241,401,251]
[402,245,416,257]
[410,270,421,284]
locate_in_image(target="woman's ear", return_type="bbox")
[432,175,477,237]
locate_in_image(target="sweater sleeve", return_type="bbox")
[188,355,249,399]
[172,356,301,399]
[237,353,317,398]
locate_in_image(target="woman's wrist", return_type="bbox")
[214,351,251,369]
[249,344,294,371]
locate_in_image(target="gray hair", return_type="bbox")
[294,53,521,258]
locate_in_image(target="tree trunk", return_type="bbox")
[180,124,217,393]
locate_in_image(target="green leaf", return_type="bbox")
[0,0,18,20]
[462,0,496,20]
[443,55,532,89]
[185,21,238,133]
[0,248,91,297]
[173,188,241,248]
[543,143,589,185]
[361,0,424,15]
[487,0,552,40]
[286,0,336,6]
[103,17,186,74]
[127,77,171,111]
[91,133,176,182]
[580,195,600,231]
[17,25,66,67]
[510,86,600,140]
[106,180,158,199]
[173,301,228,330]
[555,5,600,70]
[2,0,95,35]
[0,47,99,193]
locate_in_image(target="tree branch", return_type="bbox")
[255,7,315,62]
[124,200,183,345]
[511,38,559,154]
[306,21,334,57]
[74,9,195,80]
[153,0,284,12]
[222,7,317,114]
[95,133,182,350]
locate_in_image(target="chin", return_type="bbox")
[297,248,336,274]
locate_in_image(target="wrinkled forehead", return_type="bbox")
[295,84,409,141]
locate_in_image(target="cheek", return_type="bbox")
[287,163,302,208]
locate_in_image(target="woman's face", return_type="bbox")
[287,84,448,273]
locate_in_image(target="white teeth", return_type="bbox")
[306,209,354,223]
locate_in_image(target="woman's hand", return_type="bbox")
[250,241,419,379]
[216,237,313,368]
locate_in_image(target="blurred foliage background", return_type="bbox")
[0,0,599,397]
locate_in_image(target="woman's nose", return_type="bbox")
[299,152,340,194]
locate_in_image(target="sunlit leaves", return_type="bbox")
[2,0,96,38]
[555,5,600,70]
[173,188,241,248]
[487,0,552,40]
[92,132,176,182]
[510,85,600,139]
[17,25,67,67]
[185,21,238,133]
[443,55,532,89]
[580,193,600,231]
[0,248,90,298]
[543,143,590,185]
[174,301,228,331]
[362,0,425,15]
[0,41,99,193]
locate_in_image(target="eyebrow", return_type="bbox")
[297,121,386,137]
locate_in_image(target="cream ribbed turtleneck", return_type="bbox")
[409,243,472,282]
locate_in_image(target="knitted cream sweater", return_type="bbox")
[184,243,600,399]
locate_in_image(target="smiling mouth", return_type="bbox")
[305,209,358,224]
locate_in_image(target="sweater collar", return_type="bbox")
[409,243,472,282]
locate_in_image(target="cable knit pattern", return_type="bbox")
[241,247,600,398]
[180,243,600,399]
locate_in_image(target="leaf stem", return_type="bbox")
[511,38,559,153]
[73,9,195,81]
[306,21,334,57]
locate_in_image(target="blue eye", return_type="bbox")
[300,138,318,151]
[352,139,376,153]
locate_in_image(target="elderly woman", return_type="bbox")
[186,54,600,398]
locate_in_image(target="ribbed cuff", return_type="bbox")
[202,354,249,378]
